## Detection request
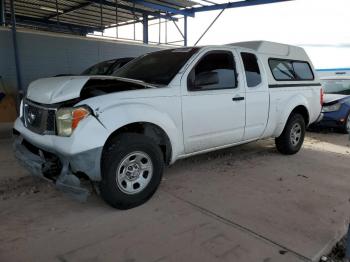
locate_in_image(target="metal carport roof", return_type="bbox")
[0,0,292,94]
[2,0,199,34]
[1,0,292,35]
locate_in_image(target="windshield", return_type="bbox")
[114,48,199,86]
[321,79,350,95]
[82,60,115,75]
[108,58,134,74]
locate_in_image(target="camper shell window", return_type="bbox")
[269,58,314,81]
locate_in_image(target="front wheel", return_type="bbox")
[340,111,350,134]
[100,133,164,209]
[275,113,306,155]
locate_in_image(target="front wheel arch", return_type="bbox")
[101,122,172,173]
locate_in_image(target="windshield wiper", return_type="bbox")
[112,76,160,88]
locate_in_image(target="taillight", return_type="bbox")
[320,88,324,105]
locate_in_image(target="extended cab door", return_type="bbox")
[181,48,246,153]
[239,51,269,140]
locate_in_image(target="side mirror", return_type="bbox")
[194,71,219,88]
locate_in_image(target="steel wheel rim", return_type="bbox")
[347,114,350,132]
[116,151,153,195]
[290,123,302,146]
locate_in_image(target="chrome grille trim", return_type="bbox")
[22,99,57,135]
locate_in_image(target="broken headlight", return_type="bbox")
[56,106,91,137]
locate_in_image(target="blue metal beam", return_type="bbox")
[132,0,194,17]
[186,0,293,14]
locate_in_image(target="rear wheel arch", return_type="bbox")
[275,113,306,155]
[290,105,310,126]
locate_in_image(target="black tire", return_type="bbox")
[275,113,306,155]
[100,133,164,209]
[340,111,350,134]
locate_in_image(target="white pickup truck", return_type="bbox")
[14,41,323,209]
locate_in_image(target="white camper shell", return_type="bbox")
[231,41,319,85]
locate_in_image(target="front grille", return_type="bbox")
[23,99,56,135]
[47,109,56,131]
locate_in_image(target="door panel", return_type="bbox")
[244,91,269,139]
[181,49,246,154]
[182,91,245,153]
[240,52,269,140]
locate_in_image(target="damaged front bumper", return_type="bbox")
[14,136,92,201]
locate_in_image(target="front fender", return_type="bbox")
[273,94,309,137]
[96,102,182,162]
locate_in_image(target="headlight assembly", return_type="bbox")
[322,103,341,113]
[56,106,91,137]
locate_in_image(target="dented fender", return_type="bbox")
[87,101,182,163]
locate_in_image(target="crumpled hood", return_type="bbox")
[323,94,350,104]
[26,75,147,104]
[26,76,91,104]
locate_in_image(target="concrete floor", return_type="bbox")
[0,126,349,262]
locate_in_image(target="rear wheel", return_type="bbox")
[275,113,306,155]
[100,133,164,209]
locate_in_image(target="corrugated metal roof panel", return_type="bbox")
[4,0,202,34]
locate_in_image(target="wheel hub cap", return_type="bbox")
[290,123,302,146]
[125,164,141,180]
[116,151,153,195]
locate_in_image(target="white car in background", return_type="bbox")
[14,41,322,209]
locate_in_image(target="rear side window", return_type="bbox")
[269,59,314,81]
[241,52,261,87]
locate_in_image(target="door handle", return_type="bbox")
[232,96,245,101]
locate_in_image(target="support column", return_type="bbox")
[0,0,5,26]
[10,0,23,96]
[183,15,187,46]
[143,14,148,44]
